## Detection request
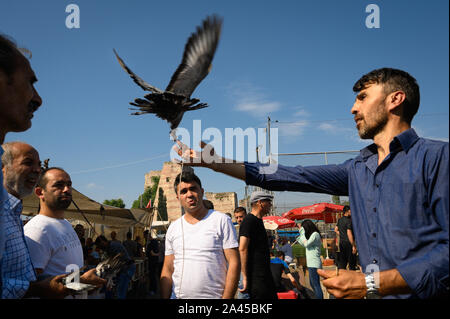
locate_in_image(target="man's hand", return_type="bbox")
[27,274,74,299]
[239,275,248,294]
[80,268,106,288]
[317,269,366,299]
[172,140,221,167]
[172,140,246,181]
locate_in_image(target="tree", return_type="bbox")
[132,176,160,208]
[332,195,341,205]
[103,198,125,208]
[156,188,168,221]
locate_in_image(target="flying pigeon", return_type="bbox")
[95,253,131,290]
[114,15,223,140]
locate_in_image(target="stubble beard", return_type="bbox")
[357,102,389,140]
[47,196,72,211]
[4,173,33,199]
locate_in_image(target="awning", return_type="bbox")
[283,202,344,224]
[263,215,297,230]
[21,188,153,228]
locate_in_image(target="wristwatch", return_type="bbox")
[365,272,381,299]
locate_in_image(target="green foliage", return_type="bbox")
[292,243,327,257]
[292,244,305,258]
[156,187,168,221]
[132,176,160,208]
[103,198,125,208]
[332,196,349,206]
[332,195,341,205]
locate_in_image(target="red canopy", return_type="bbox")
[283,203,344,224]
[263,215,297,230]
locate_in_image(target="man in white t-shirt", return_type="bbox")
[24,168,105,287]
[160,171,240,299]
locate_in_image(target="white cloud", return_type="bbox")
[318,123,335,132]
[235,101,281,114]
[86,183,103,190]
[228,81,281,117]
[277,121,309,137]
[292,107,309,117]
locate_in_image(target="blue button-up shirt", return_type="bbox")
[0,146,7,292]
[245,128,449,298]
[0,194,37,298]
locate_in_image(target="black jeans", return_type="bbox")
[337,241,357,270]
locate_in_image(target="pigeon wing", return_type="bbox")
[165,15,222,97]
[114,49,163,93]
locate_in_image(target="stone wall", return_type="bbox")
[144,170,161,190]
[205,192,238,221]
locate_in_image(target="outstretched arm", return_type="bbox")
[173,141,246,181]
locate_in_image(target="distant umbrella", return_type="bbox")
[114,15,223,140]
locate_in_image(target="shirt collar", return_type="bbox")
[359,128,419,159]
[392,128,419,152]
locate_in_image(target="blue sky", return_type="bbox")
[1,0,448,211]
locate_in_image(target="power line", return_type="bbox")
[71,153,168,174]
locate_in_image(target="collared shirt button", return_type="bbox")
[372,259,378,264]
[372,233,376,238]
[373,207,377,212]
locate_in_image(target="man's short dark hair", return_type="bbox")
[276,251,285,259]
[0,34,28,78]
[203,199,214,209]
[353,68,420,124]
[234,206,247,214]
[343,205,350,213]
[37,167,67,188]
[95,235,108,246]
[173,171,202,194]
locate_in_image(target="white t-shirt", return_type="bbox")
[24,214,84,277]
[165,210,238,299]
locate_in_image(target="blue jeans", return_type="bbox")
[237,273,250,299]
[116,263,136,299]
[308,267,323,299]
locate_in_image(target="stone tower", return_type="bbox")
[146,162,193,222]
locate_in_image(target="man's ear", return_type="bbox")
[35,186,44,199]
[387,90,406,112]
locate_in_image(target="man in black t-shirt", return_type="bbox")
[238,191,277,299]
[146,235,160,295]
[335,205,357,270]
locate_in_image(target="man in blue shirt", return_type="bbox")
[1,34,42,295]
[173,68,448,298]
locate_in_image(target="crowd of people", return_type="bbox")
[0,33,448,300]
[73,227,166,299]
